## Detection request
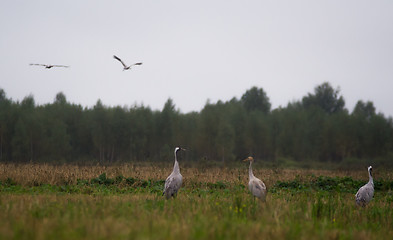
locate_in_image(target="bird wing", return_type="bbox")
[249,178,267,200]
[30,63,47,67]
[164,174,182,197]
[165,175,182,190]
[253,179,266,191]
[132,62,143,66]
[52,65,69,68]
[113,55,127,68]
[355,184,374,204]
[164,176,174,190]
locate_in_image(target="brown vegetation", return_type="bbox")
[1,163,393,239]
[1,163,391,187]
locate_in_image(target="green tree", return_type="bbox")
[216,120,235,162]
[243,111,271,159]
[352,100,376,120]
[108,106,130,161]
[0,86,392,164]
[241,87,271,113]
[128,106,154,161]
[0,89,13,161]
[90,100,109,162]
[320,111,353,161]
[54,92,67,105]
[196,102,219,159]
[42,117,71,161]
[11,95,42,161]
[157,98,178,160]
[302,82,345,114]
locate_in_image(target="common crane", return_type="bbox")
[113,55,142,70]
[243,156,267,202]
[30,63,69,69]
[163,147,186,199]
[355,166,374,207]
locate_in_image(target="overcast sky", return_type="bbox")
[1,1,392,117]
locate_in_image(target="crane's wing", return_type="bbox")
[132,62,143,66]
[253,179,266,191]
[52,65,70,68]
[30,63,47,67]
[250,178,267,201]
[355,184,374,206]
[113,55,127,68]
[163,175,182,198]
[164,176,181,191]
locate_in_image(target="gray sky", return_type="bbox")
[1,1,392,117]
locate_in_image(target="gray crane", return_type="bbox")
[163,147,186,199]
[355,166,374,207]
[30,63,69,69]
[113,55,142,70]
[243,156,267,202]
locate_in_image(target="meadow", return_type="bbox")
[1,162,393,240]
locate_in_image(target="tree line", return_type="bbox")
[0,82,392,165]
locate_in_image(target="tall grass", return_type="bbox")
[1,191,392,239]
[1,163,393,240]
[1,162,391,187]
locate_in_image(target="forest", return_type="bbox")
[0,82,392,167]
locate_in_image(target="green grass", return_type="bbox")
[1,173,393,240]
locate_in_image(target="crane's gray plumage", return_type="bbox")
[113,55,142,70]
[355,166,374,207]
[30,63,69,69]
[163,147,185,199]
[243,156,267,202]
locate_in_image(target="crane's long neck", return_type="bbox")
[368,169,373,185]
[249,161,255,179]
[172,151,180,174]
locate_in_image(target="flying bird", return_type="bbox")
[113,55,142,70]
[243,156,267,202]
[355,166,374,207]
[163,147,186,199]
[30,63,69,69]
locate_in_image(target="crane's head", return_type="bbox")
[368,166,373,176]
[174,147,186,154]
[243,156,254,162]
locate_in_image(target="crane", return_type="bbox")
[30,63,69,69]
[355,166,374,207]
[113,55,142,70]
[163,147,186,199]
[243,156,267,202]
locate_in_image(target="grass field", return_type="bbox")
[1,163,393,240]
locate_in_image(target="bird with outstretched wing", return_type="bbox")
[30,63,69,69]
[113,55,142,70]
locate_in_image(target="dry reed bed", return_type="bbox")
[1,163,391,187]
